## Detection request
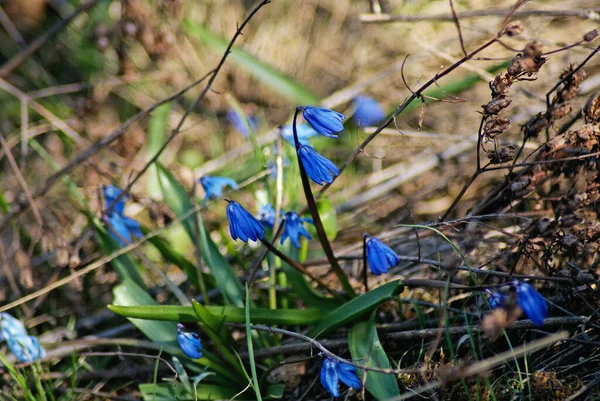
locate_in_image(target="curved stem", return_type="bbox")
[292,108,356,297]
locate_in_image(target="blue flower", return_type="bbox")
[302,106,345,138]
[177,323,202,359]
[485,289,506,310]
[256,204,276,228]
[103,185,127,215]
[320,358,362,398]
[280,123,318,146]
[365,235,399,275]
[199,176,238,204]
[281,212,314,248]
[298,145,339,185]
[226,200,265,242]
[105,212,142,247]
[7,335,46,363]
[0,313,46,363]
[227,109,258,138]
[514,281,548,326]
[352,96,385,127]
[0,313,27,342]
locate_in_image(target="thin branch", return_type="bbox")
[360,8,600,24]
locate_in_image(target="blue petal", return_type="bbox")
[7,335,46,362]
[298,145,339,185]
[280,123,318,146]
[121,216,143,239]
[256,204,276,228]
[177,324,203,359]
[487,291,506,310]
[352,96,385,127]
[0,313,28,342]
[103,185,127,215]
[200,176,238,200]
[227,109,258,138]
[336,363,362,390]
[320,358,339,397]
[281,212,313,248]
[106,212,133,247]
[226,201,264,243]
[366,236,399,275]
[515,282,548,326]
[302,106,345,138]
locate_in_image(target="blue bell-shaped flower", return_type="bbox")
[301,106,345,138]
[365,235,399,275]
[226,200,265,242]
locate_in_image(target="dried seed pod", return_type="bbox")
[484,117,510,137]
[483,96,512,115]
[523,113,548,139]
[583,93,600,123]
[490,72,513,97]
[524,41,543,58]
[488,145,517,164]
[549,102,572,120]
[503,23,523,37]
[584,29,599,42]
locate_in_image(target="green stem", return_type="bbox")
[292,107,356,297]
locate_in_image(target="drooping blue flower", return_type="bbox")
[352,96,385,127]
[177,323,203,359]
[0,313,46,363]
[514,281,548,326]
[105,212,142,247]
[198,176,238,204]
[103,185,127,215]
[226,200,265,242]
[281,212,314,248]
[0,313,27,342]
[301,106,345,138]
[297,145,339,185]
[227,109,258,138]
[256,204,276,228]
[280,123,318,146]
[102,185,142,247]
[485,289,506,310]
[320,358,362,398]
[365,235,399,275]
[7,335,46,363]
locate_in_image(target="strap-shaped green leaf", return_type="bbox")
[307,280,404,337]
[108,304,323,325]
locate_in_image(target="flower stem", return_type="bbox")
[292,108,356,297]
[259,238,339,297]
[362,235,369,292]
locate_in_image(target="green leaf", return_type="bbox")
[183,21,320,105]
[146,103,172,200]
[108,304,323,325]
[316,198,337,241]
[139,383,239,400]
[308,280,404,337]
[348,313,400,400]
[245,284,263,401]
[156,163,244,306]
[265,384,285,399]
[113,278,177,345]
[191,300,235,347]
